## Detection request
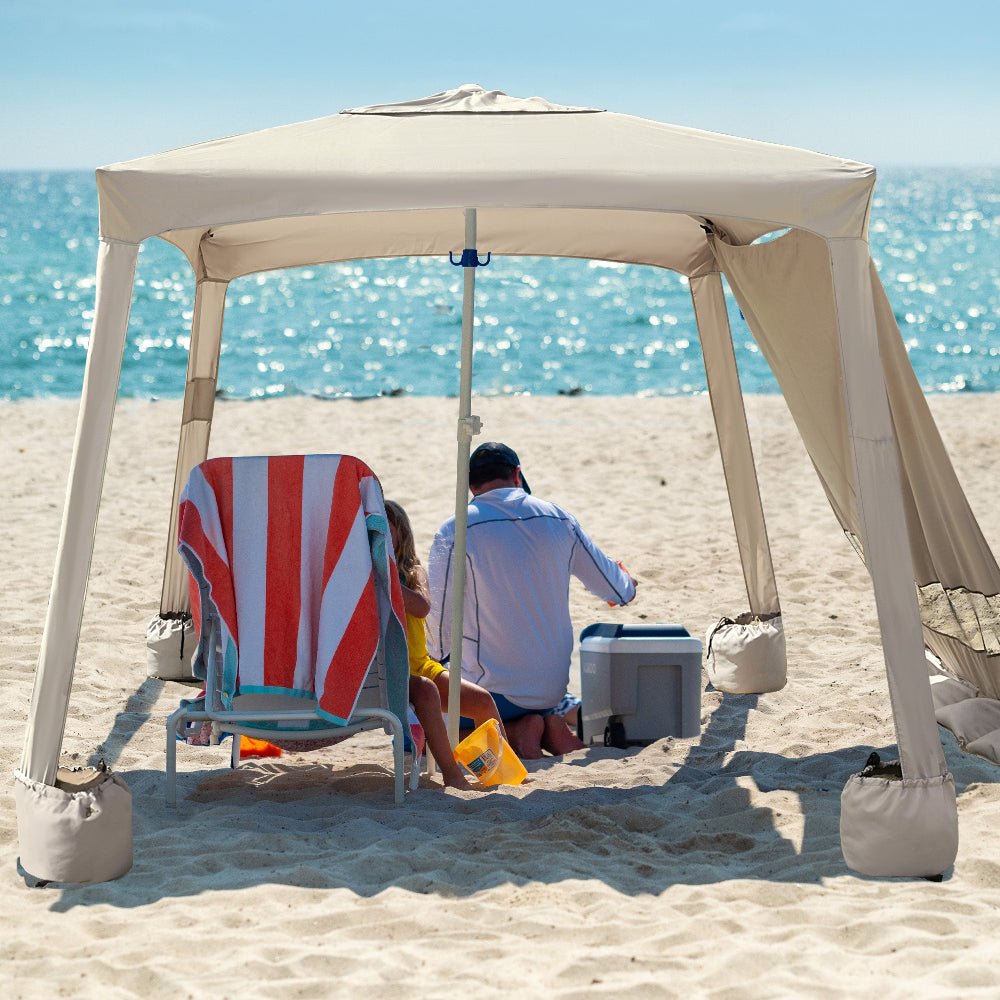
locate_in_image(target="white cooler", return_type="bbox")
[579,623,702,747]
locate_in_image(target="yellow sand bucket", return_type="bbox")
[453,719,527,786]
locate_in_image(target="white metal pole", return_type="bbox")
[447,209,482,744]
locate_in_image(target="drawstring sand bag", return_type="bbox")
[705,612,786,694]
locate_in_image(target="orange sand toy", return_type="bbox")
[239,737,282,758]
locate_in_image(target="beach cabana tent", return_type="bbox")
[17,84,1000,883]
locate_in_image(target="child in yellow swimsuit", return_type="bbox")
[385,500,506,780]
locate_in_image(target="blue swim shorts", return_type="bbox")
[460,692,556,729]
[493,692,556,720]
[458,691,555,729]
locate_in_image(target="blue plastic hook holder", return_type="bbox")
[449,249,491,267]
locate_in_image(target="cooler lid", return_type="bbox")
[580,622,691,641]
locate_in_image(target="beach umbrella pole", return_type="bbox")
[446,209,489,744]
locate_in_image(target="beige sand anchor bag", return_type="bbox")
[705,612,787,694]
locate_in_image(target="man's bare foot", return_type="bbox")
[505,713,545,759]
[541,714,586,755]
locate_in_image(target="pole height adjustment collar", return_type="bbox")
[457,415,483,442]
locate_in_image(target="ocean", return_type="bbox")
[1,167,997,401]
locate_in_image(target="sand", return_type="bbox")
[4,393,1000,999]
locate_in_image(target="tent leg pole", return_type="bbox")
[830,238,946,780]
[833,253,960,878]
[20,239,139,785]
[158,278,228,617]
[692,272,780,616]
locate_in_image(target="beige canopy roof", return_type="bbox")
[19,84,997,883]
[97,84,874,276]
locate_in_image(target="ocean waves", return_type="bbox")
[1,168,997,400]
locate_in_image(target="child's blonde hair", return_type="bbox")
[384,499,419,587]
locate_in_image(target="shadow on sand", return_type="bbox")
[28,676,999,910]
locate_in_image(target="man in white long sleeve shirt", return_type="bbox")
[428,442,637,758]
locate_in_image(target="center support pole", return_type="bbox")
[446,208,485,744]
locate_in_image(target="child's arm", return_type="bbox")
[401,565,432,618]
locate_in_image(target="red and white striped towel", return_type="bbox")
[177,454,408,726]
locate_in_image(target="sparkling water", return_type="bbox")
[1,168,997,400]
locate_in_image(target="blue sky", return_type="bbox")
[2,0,998,169]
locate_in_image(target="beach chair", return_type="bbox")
[165,454,415,806]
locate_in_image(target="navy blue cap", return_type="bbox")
[469,442,530,494]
